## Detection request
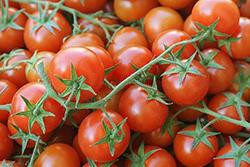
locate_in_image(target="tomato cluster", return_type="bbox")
[0,0,249,167]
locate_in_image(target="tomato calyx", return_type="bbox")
[25,51,43,76]
[160,115,180,137]
[219,92,250,121]
[218,37,241,57]
[199,50,225,70]
[15,94,55,134]
[131,64,156,84]
[178,119,220,151]
[0,0,24,32]
[233,71,250,93]
[1,160,15,167]
[215,137,250,167]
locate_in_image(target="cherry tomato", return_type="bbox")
[34,143,80,167]
[221,17,250,60]
[207,93,249,134]
[73,135,86,164]
[0,122,13,161]
[114,0,159,22]
[25,51,55,83]
[0,49,32,87]
[0,8,27,52]
[78,110,130,162]
[174,125,219,167]
[11,82,64,135]
[159,0,196,9]
[24,11,72,52]
[144,7,183,43]
[191,0,240,35]
[162,60,210,106]
[0,80,18,123]
[119,85,168,133]
[64,0,107,13]
[201,48,235,94]
[240,0,250,18]
[61,32,105,49]
[48,47,104,102]
[108,27,148,57]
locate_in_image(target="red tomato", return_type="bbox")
[0,122,13,161]
[0,49,32,87]
[159,0,196,9]
[20,0,60,14]
[64,0,107,13]
[240,0,250,18]
[191,0,240,35]
[125,146,177,167]
[108,27,148,57]
[0,8,26,53]
[162,60,210,106]
[201,49,236,94]
[25,51,55,83]
[11,82,64,135]
[2,0,20,8]
[61,32,105,49]
[83,162,117,167]
[221,17,250,60]
[78,110,130,162]
[174,125,219,167]
[34,143,80,167]
[24,11,72,52]
[119,85,168,133]
[73,135,86,164]
[0,80,18,123]
[114,0,159,22]
[48,47,104,102]
[207,93,249,134]
[144,7,183,43]
[65,109,89,126]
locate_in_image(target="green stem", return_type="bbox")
[27,137,40,167]
[0,104,11,112]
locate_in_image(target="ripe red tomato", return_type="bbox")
[34,143,80,167]
[64,0,107,13]
[25,51,55,83]
[61,32,105,49]
[0,122,13,161]
[159,0,196,9]
[144,7,184,43]
[221,17,250,60]
[201,49,236,94]
[162,60,210,106]
[207,93,249,134]
[114,0,159,22]
[49,47,104,102]
[125,146,177,167]
[191,0,240,35]
[65,109,89,126]
[78,110,130,162]
[0,8,26,53]
[240,0,250,18]
[119,85,168,133]
[174,125,219,167]
[20,0,60,14]
[0,49,32,87]
[73,135,86,164]
[11,82,64,135]
[24,11,72,52]
[108,27,148,57]
[0,80,18,123]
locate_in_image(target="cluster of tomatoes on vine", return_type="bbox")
[0,0,249,167]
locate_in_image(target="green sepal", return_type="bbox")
[218,37,241,57]
[199,50,225,70]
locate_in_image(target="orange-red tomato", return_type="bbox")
[0,122,13,161]
[73,135,87,164]
[240,0,250,18]
[64,0,107,13]
[159,0,196,9]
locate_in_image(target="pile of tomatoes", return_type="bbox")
[0,0,249,167]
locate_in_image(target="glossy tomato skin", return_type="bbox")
[49,47,104,102]
[221,17,250,60]
[25,51,55,83]
[0,49,32,87]
[144,7,183,43]
[0,80,18,123]
[159,0,195,9]
[0,122,13,161]
[214,141,250,167]
[112,46,154,83]
[174,125,219,167]
[64,0,107,13]
[162,60,210,106]
[119,85,168,133]
[11,83,64,135]
[201,49,235,94]
[207,93,248,134]
[114,0,159,22]
[240,0,250,18]
[125,146,177,167]
[34,143,80,167]
[108,27,148,57]
[0,8,26,53]
[78,110,130,163]
[61,32,105,49]
[24,11,71,52]
[191,0,240,35]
